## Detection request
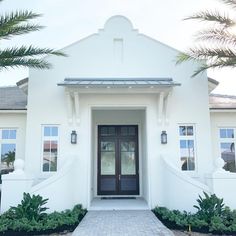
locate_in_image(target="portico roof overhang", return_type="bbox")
[58,78,181,93]
[58,78,181,125]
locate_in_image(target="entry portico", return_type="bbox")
[58,78,179,209]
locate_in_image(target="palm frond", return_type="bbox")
[185,10,235,27]
[0,58,51,71]
[0,24,43,40]
[177,47,236,62]
[220,0,236,9]
[194,28,236,47]
[176,53,194,64]
[0,11,41,26]
[192,57,236,77]
[0,11,42,40]
[0,46,66,59]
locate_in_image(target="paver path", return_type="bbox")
[72,210,174,236]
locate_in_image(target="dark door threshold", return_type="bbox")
[101,197,136,200]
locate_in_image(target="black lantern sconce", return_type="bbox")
[71,130,77,144]
[161,131,167,144]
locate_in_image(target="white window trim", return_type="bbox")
[41,125,60,174]
[178,124,197,173]
[0,128,18,151]
[0,128,17,181]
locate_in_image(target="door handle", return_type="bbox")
[119,174,121,181]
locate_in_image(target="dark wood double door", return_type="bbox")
[98,125,139,195]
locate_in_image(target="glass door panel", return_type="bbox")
[121,141,136,175]
[101,152,115,175]
[101,141,115,174]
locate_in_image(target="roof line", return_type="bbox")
[208,77,219,86]
[64,78,173,81]
[210,93,236,99]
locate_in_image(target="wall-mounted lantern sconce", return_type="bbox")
[161,131,167,144]
[71,130,77,144]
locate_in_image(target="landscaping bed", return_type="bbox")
[0,193,87,236]
[153,192,236,235]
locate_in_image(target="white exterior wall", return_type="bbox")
[2,16,213,211]
[210,111,236,163]
[209,111,236,208]
[0,112,26,162]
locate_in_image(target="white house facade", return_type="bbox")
[1,16,236,213]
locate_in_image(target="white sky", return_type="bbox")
[0,0,236,95]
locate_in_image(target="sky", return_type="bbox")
[0,0,236,95]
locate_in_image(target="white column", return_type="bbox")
[164,91,171,125]
[74,92,80,125]
[158,92,164,125]
[66,91,73,124]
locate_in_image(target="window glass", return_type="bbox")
[100,127,115,136]
[179,126,193,136]
[187,126,194,136]
[179,125,195,171]
[2,129,16,139]
[179,126,186,136]
[121,127,136,136]
[121,141,136,175]
[42,126,58,172]
[219,128,236,173]
[0,129,16,183]
[44,127,51,136]
[101,140,115,175]
[220,128,234,139]
[51,127,58,137]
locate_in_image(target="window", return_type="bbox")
[219,128,236,172]
[0,129,16,183]
[179,125,196,171]
[42,126,58,172]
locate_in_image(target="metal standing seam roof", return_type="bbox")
[58,78,181,87]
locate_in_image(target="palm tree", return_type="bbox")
[2,150,15,167]
[0,0,65,71]
[176,0,236,77]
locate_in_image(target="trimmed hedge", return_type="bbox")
[0,204,87,236]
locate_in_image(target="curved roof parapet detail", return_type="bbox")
[103,15,134,33]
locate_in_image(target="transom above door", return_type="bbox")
[97,125,139,195]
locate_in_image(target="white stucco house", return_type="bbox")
[1,15,236,213]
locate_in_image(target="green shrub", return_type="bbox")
[153,191,236,235]
[209,215,229,234]
[194,192,225,223]
[0,193,87,235]
[9,193,48,221]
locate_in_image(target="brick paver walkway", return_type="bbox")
[72,210,174,236]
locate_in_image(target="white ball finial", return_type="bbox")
[13,159,25,174]
[214,157,225,173]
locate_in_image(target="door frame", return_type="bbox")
[97,125,140,195]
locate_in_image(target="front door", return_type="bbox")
[98,125,139,195]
